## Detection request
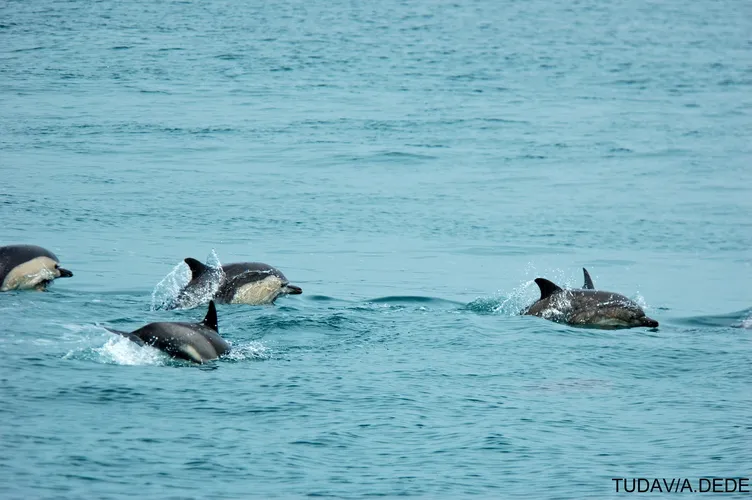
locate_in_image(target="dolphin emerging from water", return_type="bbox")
[106,301,230,363]
[167,257,302,309]
[523,268,659,329]
[0,244,73,291]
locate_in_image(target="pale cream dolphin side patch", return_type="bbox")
[1,256,58,291]
[179,345,205,364]
[230,276,284,305]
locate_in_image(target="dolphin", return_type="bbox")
[106,301,230,363]
[168,257,302,309]
[523,268,659,329]
[0,244,73,291]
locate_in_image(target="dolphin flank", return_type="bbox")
[523,268,659,329]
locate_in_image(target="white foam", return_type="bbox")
[93,335,166,365]
[224,341,271,361]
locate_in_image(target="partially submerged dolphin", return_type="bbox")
[168,257,302,309]
[106,301,230,363]
[0,244,73,291]
[523,268,659,329]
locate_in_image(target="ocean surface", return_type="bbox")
[1,0,751,498]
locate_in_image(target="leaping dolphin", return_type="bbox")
[0,244,73,291]
[523,268,658,329]
[167,257,302,309]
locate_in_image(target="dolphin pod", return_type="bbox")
[2,243,666,364]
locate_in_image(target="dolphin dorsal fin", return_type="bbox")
[534,278,563,300]
[582,268,594,289]
[202,300,218,331]
[184,257,210,280]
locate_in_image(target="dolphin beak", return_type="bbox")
[284,284,302,295]
[641,316,659,328]
[58,267,73,278]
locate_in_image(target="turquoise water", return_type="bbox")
[2,0,751,497]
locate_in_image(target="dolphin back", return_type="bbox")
[222,263,287,282]
[104,327,146,346]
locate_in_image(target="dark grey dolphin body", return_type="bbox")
[168,257,302,309]
[106,301,230,363]
[0,244,73,291]
[523,268,659,329]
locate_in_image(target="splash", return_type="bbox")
[466,279,538,315]
[94,335,167,365]
[151,249,224,310]
[629,291,644,306]
[464,266,583,316]
[151,261,191,310]
[205,249,222,268]
[223,341,271,362]
[63,333,168,366]
[738,308,752,329]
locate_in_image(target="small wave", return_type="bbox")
[305,295,340,302]
[11,46,45,52]
[677,309,752,329]
[526,378,613,394]
[367,296,463,307]
[374,151,437,161]
[252,312,358,334]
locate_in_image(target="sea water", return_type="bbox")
[1,0,750,498]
